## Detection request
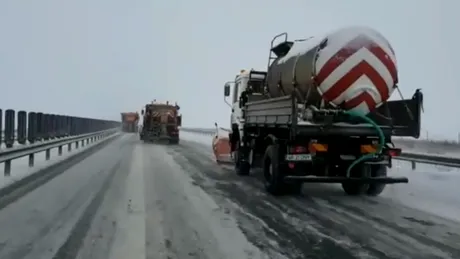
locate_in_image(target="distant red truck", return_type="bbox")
[120,112,140,133]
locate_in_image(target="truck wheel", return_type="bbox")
[341,182,367,196]
[341,165,369,196]
[234,149,250,175]
[263,145,286,196]
[169,138,179,144]
[285,182,303,195]
[366,165,387,196]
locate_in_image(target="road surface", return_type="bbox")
[0,133,458,259]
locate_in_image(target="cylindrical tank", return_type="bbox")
[266,26,398,114]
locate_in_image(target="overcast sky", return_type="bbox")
[0,0,458,140]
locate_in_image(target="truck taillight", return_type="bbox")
[289,146,307,154]
[386,148,401,157]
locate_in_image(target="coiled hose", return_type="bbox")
[344,110,385,178]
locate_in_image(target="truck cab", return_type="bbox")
[225,69,267,144]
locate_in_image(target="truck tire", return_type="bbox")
[169,138,179,144]
[341,164,369,196]
[263,145,287,196]
[287,182,303,195]
[366,165,387,196]
[341,182,367,196]
[234,148,250,175]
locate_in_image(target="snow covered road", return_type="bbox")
[0,133,458,258]
[179,131,460,259]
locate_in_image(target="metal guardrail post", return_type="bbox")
[57,115,64,138]
[66,116,70,135]
[70,116,76,136]
[63,116,69,137]
[37,112,44,141]
[4,109,15,148]
[49,114,56,139]
[17,111,27,145]
[27,112,37,144]
[84,118,89,134]
[76,117,82,135]
[43,114,50,141]
[55,115,61,138]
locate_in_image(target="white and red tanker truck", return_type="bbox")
[221,26,423,196]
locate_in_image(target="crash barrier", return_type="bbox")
[0,108,120,148]
[0,128,118,176]
[180,127,460,169]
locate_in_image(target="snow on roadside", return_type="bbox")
[181,131,213,146]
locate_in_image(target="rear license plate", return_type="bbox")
[285,154,312,161]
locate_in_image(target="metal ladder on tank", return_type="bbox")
[266,32,288,71]
[265,32,289,97]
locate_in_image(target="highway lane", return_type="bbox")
[76,135,269,259]
[0,134,132,259]
[179,131,460,259]
[0,134,272,259]
[0,132,459,258]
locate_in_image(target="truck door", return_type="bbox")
[231,80,242,126]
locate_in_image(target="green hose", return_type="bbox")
[344,110,385,178]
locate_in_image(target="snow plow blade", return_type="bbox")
[284,176,408,184]
[212,131,233,164]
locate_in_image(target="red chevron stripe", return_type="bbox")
[343,91,377,111]
[322,61,389,103]
[315,34,397,87]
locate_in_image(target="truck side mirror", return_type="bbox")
[177,115,182,126]
[141,110,144,115]
[224,84,230,97]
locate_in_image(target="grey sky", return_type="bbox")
[0,0,458,139]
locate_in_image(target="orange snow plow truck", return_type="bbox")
[121,112,139,133]
[140,101,182,144]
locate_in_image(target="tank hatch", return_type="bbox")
[271,41,294,57]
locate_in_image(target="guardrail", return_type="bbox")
[0,128,118,176]
[180,127,460,169]
[0,108,120,148]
